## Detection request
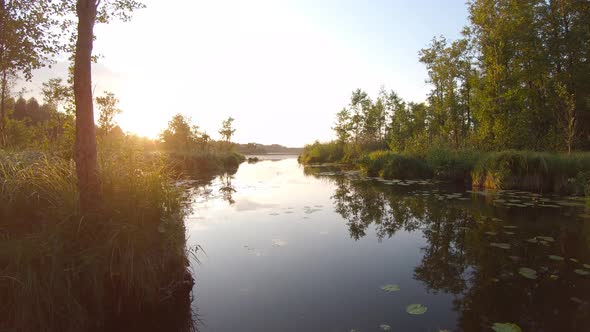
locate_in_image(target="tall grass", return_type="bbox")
[471,150,590,193]
[298,141,345,164]
[425,148,482,184]
[358,151,432,179]
[0,149,194,332]
[168,150,245,173]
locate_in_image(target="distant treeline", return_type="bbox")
[326,0,589,155]
[235,143,302,155]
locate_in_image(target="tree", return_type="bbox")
[69,0,144,212]
[159,114,198,151]
[96,91,121,137]
[218,116,236,148]
[0,0,63,147]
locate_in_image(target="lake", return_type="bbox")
[185,156,590,332]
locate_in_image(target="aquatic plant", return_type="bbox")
[0,150,194,332]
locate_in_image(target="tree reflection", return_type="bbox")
[325,174,590,331]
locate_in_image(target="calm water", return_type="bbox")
[185,156,590,332]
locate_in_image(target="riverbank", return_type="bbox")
[298,143,590,198]
[0,149,219,332]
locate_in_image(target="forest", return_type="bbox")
[300,0,590,197]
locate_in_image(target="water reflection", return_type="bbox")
[323,171,590,331]
[187,159,590,331]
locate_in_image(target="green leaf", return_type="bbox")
[518,267,537,279]
[406,304,427,315]
[548,255,564,261]
[492,322,522,332]
[380,284,400,292]
[574,269,589,276]
[380,324,392,331]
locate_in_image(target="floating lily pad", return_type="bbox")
[485,231,498,236]
[504,231,515,235]
[492,322,522,332]
[381,284,400,292]
[550,274,559,280]
[406,304,427,315]
[518,267,537,279]
[503,225,517,229]
[570,258,579,263]
[379,324,392,331]
[537,236,554,242]
[584,264,590,269]
[574,269,590,276]
[490,243,511,249]
[548,255,564,261]
[526,238,539,244]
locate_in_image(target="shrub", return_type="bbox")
[359,150,432,179]
[0,150,193,332]
[426,148,482,184]
[471,150,590,193]
[298,141,344,164]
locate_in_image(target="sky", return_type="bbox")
[23,0,469,147]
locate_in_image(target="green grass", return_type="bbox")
[425,148,482,184]
[0,149,194,332]
[471,150,590,194]
[298,141,344,164]
[168,150,245,173]
[358,150,432,180]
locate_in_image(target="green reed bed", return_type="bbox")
[472,150,590,194]
[168,150,245,173]
[0,150,193,332]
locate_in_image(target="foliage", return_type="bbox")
[358,150,432,180]
[96,91,122,137]
[425,148,481,183]
[298,141,344,164]
[0,149,192,332]
[471,151,590,193]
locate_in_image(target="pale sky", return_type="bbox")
[23,0,468,147]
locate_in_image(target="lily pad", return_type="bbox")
[550,274,559,280]
[485,231,498,236]
[526,238,539,244]
[548,255,564,261]
[406,304,428,315]
[518,267,537,279]
[503,225,517,229]
[380,324,392,331]
[574,269,590,276]
[492,322,522,332]
[570,258,579,263]
[504,231,515,235]
[490,243,511,249]
[537,236,554,242]
[381,284,400,292]
[584,264,590,269]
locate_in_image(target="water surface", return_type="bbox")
[186,156,590,332]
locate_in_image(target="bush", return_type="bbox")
[359,150,432,179]
[471,150,590,193]
[298,141,344,164]
[168,151,245,173]
[0,150,193,332]
[426,148,482,184]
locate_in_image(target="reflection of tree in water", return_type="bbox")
[327,175,590,331]
[219,173,236,205]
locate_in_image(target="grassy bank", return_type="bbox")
[167,151,245,174]
[299,142,590,196]
[0,150,195,332]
